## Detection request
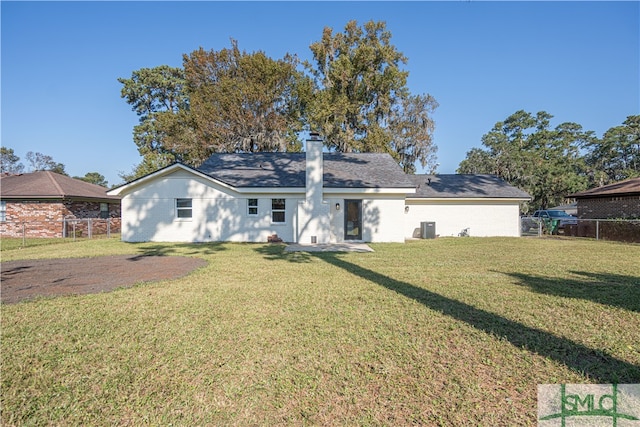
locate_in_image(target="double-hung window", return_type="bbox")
[271,199,285,223]
[0,201,6,222]
[176,198,192,219]
[248,198,258,216]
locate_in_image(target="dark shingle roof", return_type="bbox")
[197,152,414,188]
[323,153,414,188]
[406,174,531,199]
[197,153,306,187]
[0,171,119,200]
[569,177,640,198]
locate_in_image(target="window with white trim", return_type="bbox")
[271,199,285,223]
[248,198,258,216]
[176,198,192,219]
[0,201,6,222]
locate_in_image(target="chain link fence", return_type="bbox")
[520,216,640,243]
[3,217,637,245]
[1,218,121,245]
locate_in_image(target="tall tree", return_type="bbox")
[0,147,25,174]
[305,20,438,173]
[25,151,67,175]
[119,44,311,177]
[118,65,188,176]
[583,115,640,186]
[530,121,591,208]
[182,41,310,162]
[388,94,439,173]
[74,172,108,187]
[458,110,591,210]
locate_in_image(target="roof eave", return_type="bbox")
[107,163,238,196]
[228,186,415,195]
[324,187,416,194]
[234,187,303,194]
[407,196,531,202]
[570,191,640,199]
[1,194,119,201]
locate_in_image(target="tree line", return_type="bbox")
[117,20,439,181]
[0,147,109,187]
[457,111,639,211]
[5,20,636,207]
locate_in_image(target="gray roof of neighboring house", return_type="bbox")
[569,177,640,198]
[406,174,531,199]
[0,171,120,201]
[197,152,414,188]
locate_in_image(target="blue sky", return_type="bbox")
[2,1,639,187]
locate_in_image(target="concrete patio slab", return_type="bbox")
[285,243,374,253]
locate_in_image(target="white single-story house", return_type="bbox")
[405,174,531,238]
[108,137,530,243]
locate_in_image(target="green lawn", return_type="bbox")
[2,237,639,426]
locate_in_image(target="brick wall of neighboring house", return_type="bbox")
[0,199,121,238]
[62,200,121,219]
[576,195,640,219]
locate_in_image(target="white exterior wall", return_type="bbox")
[404,199,523,238]
[298,139,331,244]
[364,197,408,242]
[117,166,523,243]
[326,194,407,243]
[296,200,331,244]
[120,170,303,242]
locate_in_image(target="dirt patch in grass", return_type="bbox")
[0,255,207,304]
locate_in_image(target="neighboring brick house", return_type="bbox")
[0,171,121,238]
[569,177,640,219]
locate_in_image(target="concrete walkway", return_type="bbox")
[285,242,374,253]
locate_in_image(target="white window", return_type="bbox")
[0,201,5,222]
[176,198,192,219]
[248,198,258,216]
[271,199,285,223]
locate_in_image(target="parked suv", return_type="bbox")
[521,210,578,233]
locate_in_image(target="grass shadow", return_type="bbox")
[133,242,229,257]
[253,243,314,263]
[499,270,640,313]
[257,246,639,383]
[253,244,640,381]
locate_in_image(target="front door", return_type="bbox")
[344,200,362,240]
